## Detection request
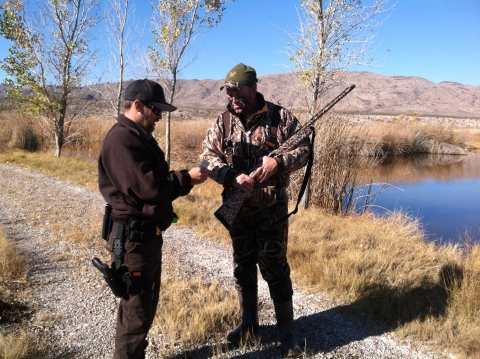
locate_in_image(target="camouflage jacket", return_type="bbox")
[201,92,310,189]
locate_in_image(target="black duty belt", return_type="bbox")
[112,219,162,243]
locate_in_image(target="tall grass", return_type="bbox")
[288,208,480,359]
[1,109,469,161]
[0,111,113,157]
[298,114,376,213]
[0,112,42,152]
[363,121,467,157]
[0,226,46,359]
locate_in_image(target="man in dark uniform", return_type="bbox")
[201,63,310,357]
[98,79,208,359]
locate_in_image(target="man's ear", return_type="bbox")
[134,99,143,112]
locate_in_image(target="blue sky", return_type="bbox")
[1,0,479,86]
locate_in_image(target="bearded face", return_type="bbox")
[226,84,257,115]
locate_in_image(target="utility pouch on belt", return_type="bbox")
[128,218,160,242]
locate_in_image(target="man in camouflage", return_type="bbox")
[201,63,310,357]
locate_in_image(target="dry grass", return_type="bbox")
[289,209,459,305]
[0,332,46,359]
[63,116,115,158]
[295,114,376,213]
[151,261,237,354]
[0,112,42,153]
[288,208,480,358]
[0,228,28,281]
[363,121,467,157]
[155,118,212,169]
[0,226,47,359]
[464,128,480,151]
[0,110,114,157]
[1,111,480,357]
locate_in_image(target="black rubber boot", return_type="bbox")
[227,291,259,345]
[274,300,302,357]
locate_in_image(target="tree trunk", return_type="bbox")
[116,77,123,116]
[165,111,171,164]
[299,169,311,209]
[301,0,325,210]
[54,130,63,157]
[116,24,125,116]
[165,76,177,165]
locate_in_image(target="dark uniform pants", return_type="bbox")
[107,230,163,359]
[227,187,294,303]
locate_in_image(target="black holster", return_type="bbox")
[92,257,129,299]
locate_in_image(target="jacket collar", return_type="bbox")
[116,114,152,140]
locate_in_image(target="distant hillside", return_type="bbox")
[1,71,479,117]
[172,72,480,118]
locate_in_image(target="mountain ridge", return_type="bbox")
[1,71,479,117]
[173,71,480,117]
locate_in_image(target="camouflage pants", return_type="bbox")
[226,187,293,303]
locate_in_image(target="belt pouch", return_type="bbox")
[101,204,113,240]
[128,218,158,242]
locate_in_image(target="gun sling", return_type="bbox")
[265,128,316,228]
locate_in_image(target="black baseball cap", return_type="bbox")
[124,79,177,112]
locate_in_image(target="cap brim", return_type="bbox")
[152,102,177,112]
[219,83,240,91]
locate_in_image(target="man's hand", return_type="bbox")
[188,167,209,185]
[232,173,255,192]
[251,156,278,184]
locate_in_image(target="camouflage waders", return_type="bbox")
[226,187,293,303]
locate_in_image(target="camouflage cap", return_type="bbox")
[220,63,258,90]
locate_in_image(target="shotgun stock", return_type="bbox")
[214,84,356,230]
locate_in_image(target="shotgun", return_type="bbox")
[214,84,356,230]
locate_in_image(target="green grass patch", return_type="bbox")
[0,151,98,191]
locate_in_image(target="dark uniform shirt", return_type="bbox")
[98,114,193,230]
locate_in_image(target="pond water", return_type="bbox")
[359,154,480,245]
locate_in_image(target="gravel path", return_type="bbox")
[0,163,450,359]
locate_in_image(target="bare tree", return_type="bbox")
[285,0,393,208]
[102,0,145,116]
[0,0,101,157]
[287,0,392,116]
[148,0,232,164]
